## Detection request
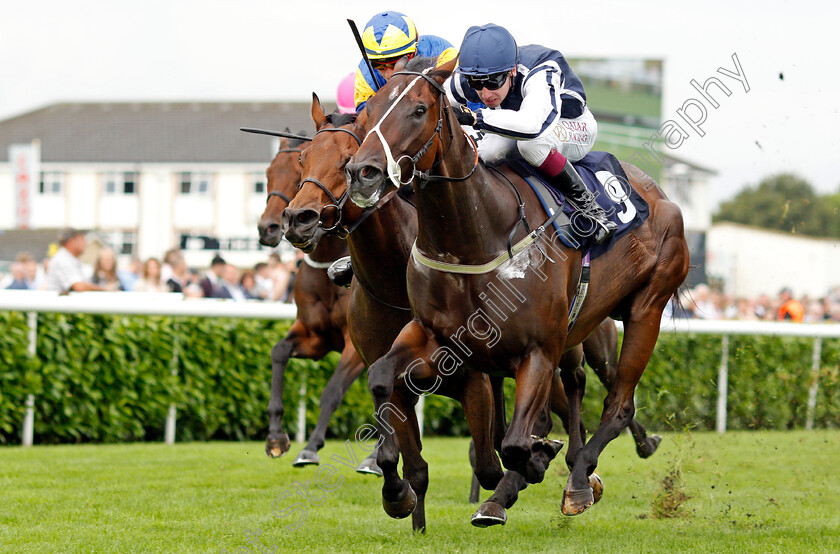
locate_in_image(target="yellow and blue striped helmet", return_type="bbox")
[361,11,418,60]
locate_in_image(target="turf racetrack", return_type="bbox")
[2,431,839,552]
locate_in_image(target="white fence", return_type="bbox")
[1,290,838,446]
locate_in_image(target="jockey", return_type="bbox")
[353,11,458,112]
[447,23,617,245]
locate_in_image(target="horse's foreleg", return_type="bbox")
[390,388,429,533]
[368,320,433,520]
[500,350,553,483]
[267,320,326,458]
[297,340,365,466]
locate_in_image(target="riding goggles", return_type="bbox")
[465,71,509,91]
[372,53,414,71]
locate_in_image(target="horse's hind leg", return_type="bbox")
[563,224,688,516]
[583,320,660,458]
[296,338,367,467]
[459,370,504,492]
[267,320,325,458]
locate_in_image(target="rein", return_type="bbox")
[265,148,304,206]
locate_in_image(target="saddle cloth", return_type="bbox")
[508,151,650,259]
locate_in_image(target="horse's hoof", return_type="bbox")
[636,435,662,459]
[561,482,594,516]
[471,501,507,528]
[292,450,320,467]
[265,434,291,458]
[589,473,604,504]
[356,457,383,477]
[531,436,565,460]
[382,485,417,519]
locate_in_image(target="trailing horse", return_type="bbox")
[345,58,689,517]
[254,133,378,474]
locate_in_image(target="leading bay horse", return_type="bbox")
[283,99,508,532]
[283,94,662,529]
[255,133,378,473]
[345,58,689,517]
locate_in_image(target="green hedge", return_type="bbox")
[1,312,838,444]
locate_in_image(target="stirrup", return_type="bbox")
[327,256,353,288]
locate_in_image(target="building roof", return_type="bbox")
[0,102,322,164]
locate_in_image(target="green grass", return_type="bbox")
[2,431,839,553]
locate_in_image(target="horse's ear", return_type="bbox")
[311,92,327,130]
[355,106,368,129]
[394,55,411,73]
[431,57,458,86]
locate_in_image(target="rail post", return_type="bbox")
[805,337,822,431]
[716,334,730,434]
[21,311,37,447]
[296,369,307,444]
[164,321,179,445]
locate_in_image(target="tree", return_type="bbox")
[713,173,836,237]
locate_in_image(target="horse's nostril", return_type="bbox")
[295,210,318,227]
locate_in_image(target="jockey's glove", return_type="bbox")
[451,104,477,127]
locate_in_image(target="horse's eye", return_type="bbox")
[298,155,303,165]
[413,105,427,117]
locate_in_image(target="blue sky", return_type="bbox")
[1,0,836,206]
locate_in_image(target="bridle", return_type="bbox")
[364,68,479,189]
[363,68,532,258]
[265,147,304,206]
[296,127,368,239]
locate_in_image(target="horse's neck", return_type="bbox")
[348,195,415,300]
[415,163,518,261]
[309,232,349,264]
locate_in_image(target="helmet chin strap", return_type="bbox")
[365,70,431,188]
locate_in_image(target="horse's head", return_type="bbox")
[346,57,456,208]
[283,93,367,253]
[257,133,307,246]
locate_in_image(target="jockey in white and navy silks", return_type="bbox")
[446,23,616,245]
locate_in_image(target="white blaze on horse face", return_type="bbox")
[388,85,402,102]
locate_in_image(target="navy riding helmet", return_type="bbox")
[457,23,518,76]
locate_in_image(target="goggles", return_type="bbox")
[371,53,414,71]
[465,71,510,91]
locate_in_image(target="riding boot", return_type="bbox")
[327,256,354,288]
[545,163,617,246]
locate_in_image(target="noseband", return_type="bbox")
[365,69,478,189]
[298,127,366,239]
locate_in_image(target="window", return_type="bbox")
[104,172,138,195]
[180,172,212,195]
[39,172,63,195]
[102,230,137,256]
[252,172,266,194]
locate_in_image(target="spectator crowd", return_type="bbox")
[669,283,840,323]
[0,228,302,302]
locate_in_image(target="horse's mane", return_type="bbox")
[325,111,358,127]
[405,56,437,72]
[290,130,309,148]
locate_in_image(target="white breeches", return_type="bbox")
[473,107,598,166]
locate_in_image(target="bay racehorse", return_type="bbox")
[283,94,663,529]
[255,132,378,474]
[345,57,689,517]
[283,97,509,532]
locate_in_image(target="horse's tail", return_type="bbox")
[668,265,700,320]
